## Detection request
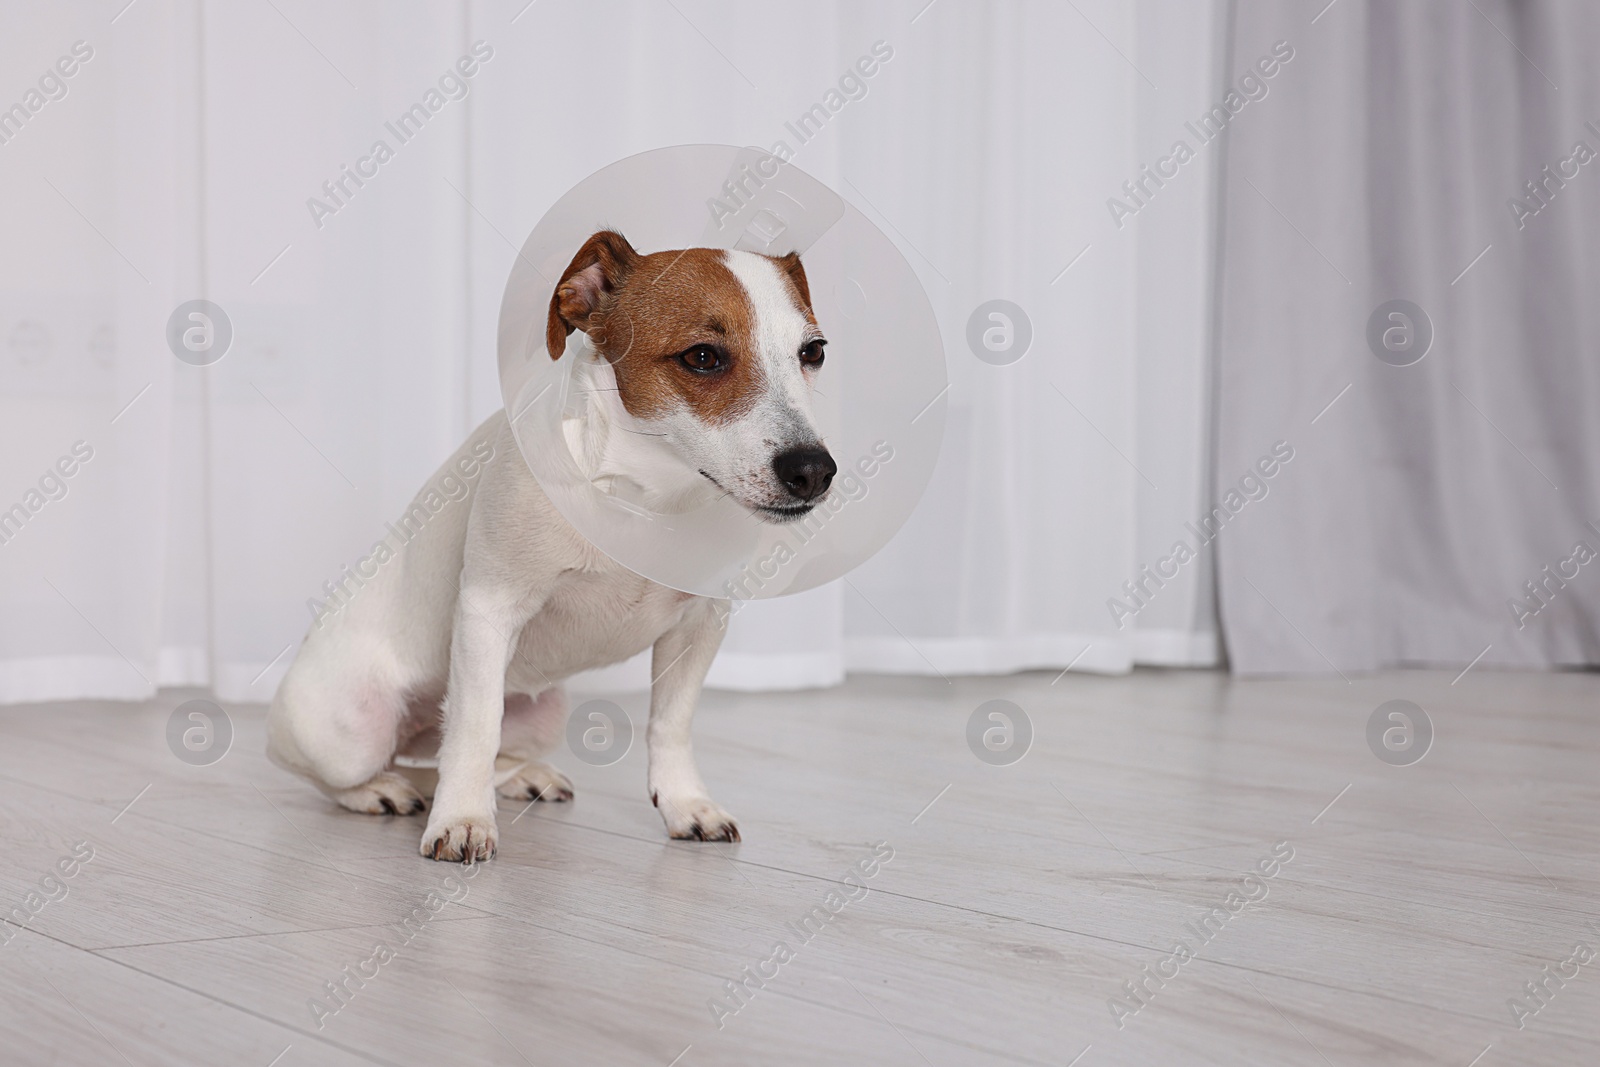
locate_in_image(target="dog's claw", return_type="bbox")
[420,814,499,862]
[669,819,740,842]
[659,795,739,843]
[331,770,427,817]
[495,761,574,804]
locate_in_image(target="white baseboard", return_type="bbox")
[1132,628,1220,667]
[0,629,1220,706]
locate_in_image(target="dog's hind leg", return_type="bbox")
[494,688,573,802]
[268,676,425,816]
[389,690,572,802]
[324,770,427,816]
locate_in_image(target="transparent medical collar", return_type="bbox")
[497,144,946,601]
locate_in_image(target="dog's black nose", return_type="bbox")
[772,448,837,502]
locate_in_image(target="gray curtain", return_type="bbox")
[1215,0,1600,673]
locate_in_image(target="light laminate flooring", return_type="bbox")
[0,669,1596,1065]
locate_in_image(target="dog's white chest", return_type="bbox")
[505,564,696,689]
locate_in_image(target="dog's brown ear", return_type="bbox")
[773,251,813,313]
[546,230,640,359]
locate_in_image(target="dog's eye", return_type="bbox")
[677,344,725,373]
[800,339,826,367]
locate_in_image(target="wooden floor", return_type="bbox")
[0,669,1596,1066]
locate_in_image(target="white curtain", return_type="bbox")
[0,0,1225,705]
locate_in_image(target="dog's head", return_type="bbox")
[546,229,835,522]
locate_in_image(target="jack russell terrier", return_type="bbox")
[267,230,836,862]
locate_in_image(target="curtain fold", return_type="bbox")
[1215,0,1600,673]
[0,1,1225,704]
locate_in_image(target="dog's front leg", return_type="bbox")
[421,590,531,862]
[648,598,738,841]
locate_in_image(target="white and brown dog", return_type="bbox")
[267,230,835,861]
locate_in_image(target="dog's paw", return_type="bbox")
[654,793,740,842]
[332,771,427,816]
[419,812,498,862]
[495,760,574,803]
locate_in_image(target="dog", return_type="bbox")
[267,230,836,861]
